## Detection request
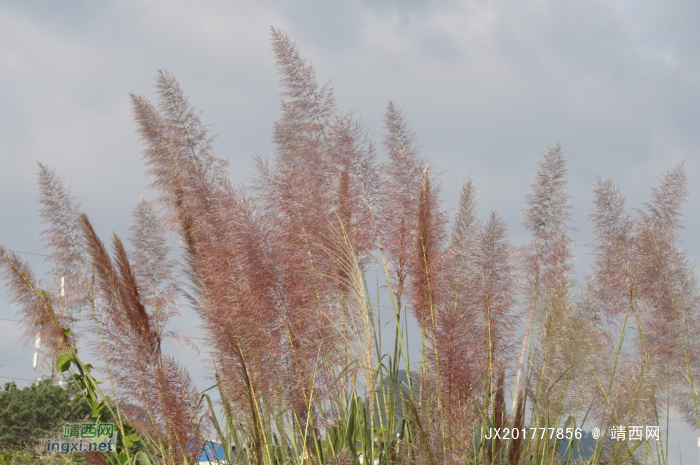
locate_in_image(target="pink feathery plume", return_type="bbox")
[153,354,206,462]
[198,186,284,397]
[585,177,641,420]
[268,27,362,386]
[588,177,636,322]
[269,27,336,223]
[379,102,427,307]
[635,163,692,361]
[259,30,402,439]
[128,197,180,347]
[80,213,204,462]
[436,178,480,404]
[268,28,347,265]
[36,163,89,316]
[270,27,335,128]
[257,141,342,431]
[129,93,189,221]
[133,72,249,304]
[194,209,284,458]
[642,161,688,239]
[587,176,676,432]
[269,27,380,269]
[79,213,155,381]
[155,70,227,199]
[409,164,448,334]
[132,71,284,450]
[514,143,574,397]
[632,162,700,426]
[113,235,158,356]
[130,90,204,300]
[473,213,518,388]
[131,70,225,243]
[327,112,382,258]
[0,244,72,359]
[521,143,574,291]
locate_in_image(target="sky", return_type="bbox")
[1,0,700,460]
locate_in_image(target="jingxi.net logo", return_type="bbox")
[36,422,117,454]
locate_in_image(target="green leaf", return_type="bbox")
[62,327,71,337]
[133,451,154,465]
[56,353,72,373]
[91,400,105,418]
[123,433,140,448]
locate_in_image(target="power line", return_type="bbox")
[0,375,37,382]
[13,250,50,257]
[1,318,204,343]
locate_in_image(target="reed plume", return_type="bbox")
[36,163,89,314]
[587,177,657,438]
[264,28,355,432]
[474,213,518,390]
[634,162,700,428]
[410,164,446,335]
[132,70,283,462]
[413,178,481,463]
[437,178,479,404]
[128,197,181,353]
[521,143,574,287]
[379,102,426,308]
[588,177,636,323]
[0,245,72,359]
[516,143,574,408]
[79,212,204,463]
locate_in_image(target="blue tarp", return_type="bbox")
[197,440,235,462]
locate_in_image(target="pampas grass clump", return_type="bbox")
[1,28,698,465]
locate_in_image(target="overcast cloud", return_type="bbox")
[1,0,700,459]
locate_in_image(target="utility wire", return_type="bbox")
[0,375,37,382]
[13,251,50,257]
[2,317,204,345]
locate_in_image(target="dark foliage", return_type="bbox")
[0,380,91,447]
